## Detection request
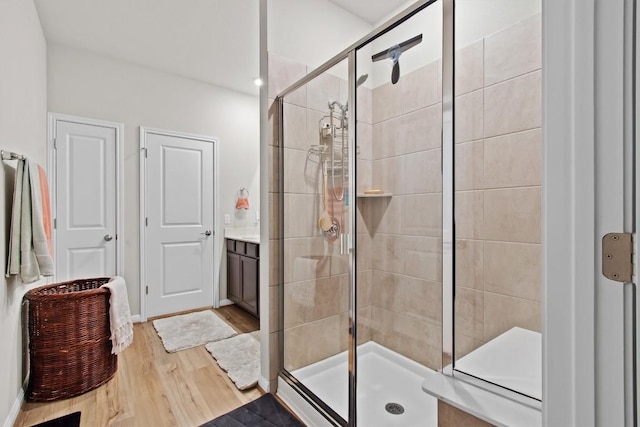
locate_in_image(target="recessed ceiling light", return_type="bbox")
[253,77,263,87]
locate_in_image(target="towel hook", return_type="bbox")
[1,150,26,161]
[236,187,250,210]
[237,187,249,198]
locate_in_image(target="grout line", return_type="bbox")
[480,125,542,141]
[482,68,542,91]
[454,185,541,192]
[483,290,542,304]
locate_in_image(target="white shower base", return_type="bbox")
[288,341,438,427]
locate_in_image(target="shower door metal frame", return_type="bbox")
[441,0,455,376]
[276,1,440,426]
[347,49,358,427]
[278,0,550,424]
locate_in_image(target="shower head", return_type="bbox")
[372,34,423,84]
[356,74,368,87]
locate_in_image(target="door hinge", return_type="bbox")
[602,233,634,282]
[53,218,56,229]
[142,147,148,158]
[145,217,148,226]
[146,285,149,295]
[53,138,57,149]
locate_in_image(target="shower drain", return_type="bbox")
[385,402,405,415]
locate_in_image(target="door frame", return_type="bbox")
[47,113,124,284]
[544,0,637,425]
[139,127,220,322]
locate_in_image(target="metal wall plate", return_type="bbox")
[602,233,633,282]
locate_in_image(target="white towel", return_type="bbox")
[101,276,134,354]
[7,160,26,278]
[6,159,54,283]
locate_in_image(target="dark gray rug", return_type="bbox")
[31,412,80,427]
[201,394,304,427]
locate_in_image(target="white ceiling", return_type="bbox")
[33,0,410,96]
[34,0,261,96]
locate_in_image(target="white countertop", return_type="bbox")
[224,227,260,244]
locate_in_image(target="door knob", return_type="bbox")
[104,234,114,241]
[201,230,212,236]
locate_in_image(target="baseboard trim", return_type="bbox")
[219,299,234,307]
[258,375,271,393]
[131,314,142,323]
[3,382,26,427]
[277,378,333,427]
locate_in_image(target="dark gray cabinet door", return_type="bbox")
[227,252,241,302]
[226,239,259,318]
[241,256,259,317]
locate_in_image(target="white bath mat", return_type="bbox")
[206,331,260,390]
[153,310,237,353]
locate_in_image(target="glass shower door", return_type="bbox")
[280,58,352,425]
[278,2,446,425]
[451,0,543,405]
[353,2,443,426]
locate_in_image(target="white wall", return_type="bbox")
[47,43,260,313]
[0,0,47,424]
[267,0,372,75]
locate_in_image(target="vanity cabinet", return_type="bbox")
[226,239,259,318]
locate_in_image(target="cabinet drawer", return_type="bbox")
[226,239,235,252]
[246,243,259,258]
[236,241,246,255]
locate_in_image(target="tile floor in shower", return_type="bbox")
[291,342,438,426]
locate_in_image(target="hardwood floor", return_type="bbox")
[213,305,259,334]
[14,306,262,427]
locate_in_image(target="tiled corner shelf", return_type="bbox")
[356,192,393,198]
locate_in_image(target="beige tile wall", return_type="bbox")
[364,56,444,371]
[360,13,541,368]
[268,53,307,381]
[355,82,375,354]
[454,13,542,359]
[271,52,370,372]
[438,401,495,427]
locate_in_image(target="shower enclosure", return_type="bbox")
[275,0,542,425]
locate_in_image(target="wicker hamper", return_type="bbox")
[25,277,118,401]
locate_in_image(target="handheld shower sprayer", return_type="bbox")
[318,73,370,205]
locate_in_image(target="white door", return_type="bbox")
[143,129,215,318]
[55,119,118,281]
